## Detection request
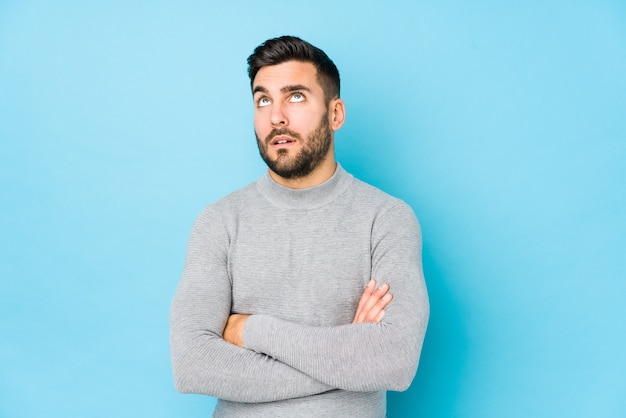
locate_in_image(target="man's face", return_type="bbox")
[253,61,334,180]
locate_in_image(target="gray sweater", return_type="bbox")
[170,164,429,417]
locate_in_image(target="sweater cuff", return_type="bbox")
[243,314,276,354]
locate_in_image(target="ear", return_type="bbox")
[329,98,346,131]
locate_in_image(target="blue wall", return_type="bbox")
[1,1,624,417]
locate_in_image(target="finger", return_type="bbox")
[354,279,376,321]
[357,283,388,322]
[355,283,390,323]
[363,292,392,323]
[354,280,381,323]
[375,309,386,322]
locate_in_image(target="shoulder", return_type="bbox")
[343,175,421,241]
[192,178,263,229]
[203,176,265,213]
[348,176,415,216]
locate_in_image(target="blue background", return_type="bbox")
[1,1,625,417]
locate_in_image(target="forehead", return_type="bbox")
[252,61,321,92]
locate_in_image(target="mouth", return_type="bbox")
[270,135,296,146]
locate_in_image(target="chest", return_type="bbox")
[228,211,373,325]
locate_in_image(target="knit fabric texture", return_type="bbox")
[170,164,429,417]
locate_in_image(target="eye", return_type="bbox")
[257,97,271,107]
[289,92,305,103]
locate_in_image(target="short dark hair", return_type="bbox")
[247,35,340,102]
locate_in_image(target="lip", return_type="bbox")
[270,135,296,146]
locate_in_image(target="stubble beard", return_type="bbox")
[256,115,333,180]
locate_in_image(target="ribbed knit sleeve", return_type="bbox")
[242,202,429,392]
[170,207,334,402]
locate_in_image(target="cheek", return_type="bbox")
[287,113,313,134]
[254,115,268,138]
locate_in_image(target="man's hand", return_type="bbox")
[223,314,251,347]
[353,279,392,323]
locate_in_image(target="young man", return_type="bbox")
[170,36,429,417]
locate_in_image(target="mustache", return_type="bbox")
[265,128,303,144]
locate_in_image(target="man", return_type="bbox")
[170,35,429,417]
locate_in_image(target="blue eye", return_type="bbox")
[290,93,305,102]
[258,97,271,107]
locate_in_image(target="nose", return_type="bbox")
[270,103,287,126]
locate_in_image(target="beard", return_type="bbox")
[256,115,333,180]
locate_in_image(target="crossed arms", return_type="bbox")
[170,203,429,402]
[223,279,393,347]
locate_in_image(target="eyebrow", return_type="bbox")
[252,84,312,95]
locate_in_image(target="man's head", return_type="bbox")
[248,36,345,188]
[247,35,340,105]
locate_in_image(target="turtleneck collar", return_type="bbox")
[256,163,354,210]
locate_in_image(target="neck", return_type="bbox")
[269,158,337,189]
